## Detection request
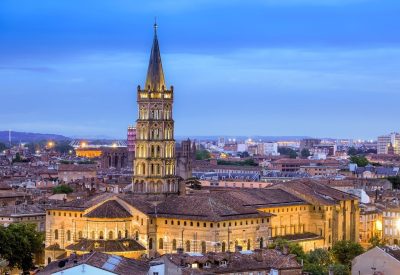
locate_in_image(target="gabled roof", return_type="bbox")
[84,200,132,218]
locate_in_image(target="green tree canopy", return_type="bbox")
[53,184,73,194]
[54,141,74,154]
[0,142,7,152]
[0,223,44,272]
[368,235,385,249]
[347,147,358,156]
[268,238,306,261]
[331,240,364,267]
[349,155,369,167]
[278,147,298,159]
[387,176,400,189]
[195,149,211,160]
[301,148,311,158]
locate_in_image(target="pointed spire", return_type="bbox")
[145,20,166,92]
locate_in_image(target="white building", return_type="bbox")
[237,143,247,152]
[377,132,400,154]
[262,142,279,156]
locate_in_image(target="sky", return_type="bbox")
[1,0,400,139]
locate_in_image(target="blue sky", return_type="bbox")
[1,0,400,139]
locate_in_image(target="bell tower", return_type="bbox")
[132,23,178,194]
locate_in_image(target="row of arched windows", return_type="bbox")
[148,238,256,253]
[54,229,139,241]
[138,108,172,120]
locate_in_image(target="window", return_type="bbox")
[149,238,153,250]
[109,231,114,240]
[186,240,191,252]
[99,231,104,239]
[203,223,207,228]
[201,241,206,253]
[222,241,226,252]
[67,230,71,241]
[54,229,59,240]
[159,238,164,249]
[172,239,177,250]
[165,220,168,225]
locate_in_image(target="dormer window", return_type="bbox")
[220,260,227,267]
[204,262,211,268]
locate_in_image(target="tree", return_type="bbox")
[331,240,364,267]
[349,155,369,167]
[347,147,358,156]
[387,176,400,189]
[329,263,350,275]
[302,248,333,275]
[195,149,211,160]
[54,141,74,154]
[301,148,311,158]
[268,238,306,261]
[0,223,44,272]
[53,184,73,194]
[278,147,298,159]
[368,235,385,249]
[0,142,7,152]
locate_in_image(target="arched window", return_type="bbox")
[125,230,128,238]
[78,231,83,239]
[172,239,177,250]
[91,231,95,239]
[135,231,139,241]
[159,238,164,250]
[108,231,114,240]
[149,238,153,250]
[47,257,51,265]
[259,237,264,248]
[66,230,71,241]
[186,240,191,252]
[201,241,206,254]
[221,241,226,252]
[54,229,58,240]
[118,231,122,239]
[247,239,251,250]
[99,231,104,240]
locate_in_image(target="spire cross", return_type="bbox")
[154,17,158,34]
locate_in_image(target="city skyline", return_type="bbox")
[1,0,400,139]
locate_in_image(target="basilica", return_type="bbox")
[44,25,359,264]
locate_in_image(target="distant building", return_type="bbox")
[382,206,400,245]
[57,164,97,182]
[299,138,321,151]
[377,132,400,155]
[237,143,247,152]
[259,142,279,156]
[127,126,136,167]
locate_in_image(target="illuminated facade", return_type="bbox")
[133,24,178,194]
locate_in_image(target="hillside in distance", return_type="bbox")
[0,131,70,143]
